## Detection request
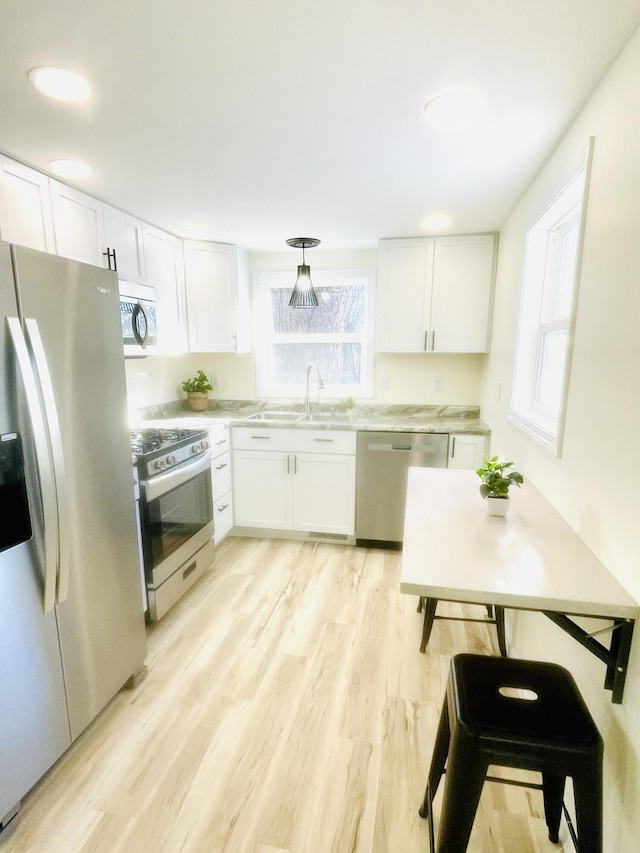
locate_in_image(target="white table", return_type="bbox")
[401,468,639,703]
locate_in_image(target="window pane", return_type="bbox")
[271,343,361,385]
[535,329,568,414]
[553,218,579,319]
[270,284,365,334]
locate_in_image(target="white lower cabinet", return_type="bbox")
[232,428,356,537]
[447,433,487,470]
[209,425,233,544]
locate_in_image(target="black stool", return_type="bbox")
[420,653,603,853]
[417,597,507,656]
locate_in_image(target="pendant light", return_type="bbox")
[286,238,321,307]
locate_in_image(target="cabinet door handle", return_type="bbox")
[250,435,271,439]
[215,439,226,446]
[287,454,290,474]
[215,462,228,471]
[102,247,117,271]
[233,332,237,351]
[313,438,333,442]
[424,330,428,352]
[451,436,456,458]
[432,330,436,351]
[217,503,229,512]
[294,455,297,474]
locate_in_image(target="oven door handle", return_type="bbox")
[143,449,212,502]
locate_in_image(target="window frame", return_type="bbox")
[508,139,593,455]
[252,268,375,399]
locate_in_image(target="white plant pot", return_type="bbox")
[487,496,510,516]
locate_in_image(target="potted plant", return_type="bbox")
[476,455,523,516]
[181,370,213,411]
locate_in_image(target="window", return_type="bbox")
[253,270,374,398]
[509,140,593,455]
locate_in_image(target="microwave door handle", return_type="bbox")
[7,317,59,613]
[132,301,149,348]
[24,318,71,603]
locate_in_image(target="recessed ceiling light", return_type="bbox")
[422,213,452,232]
[423,91,483,131]
[29,67,91,102]
[49,159,93,179]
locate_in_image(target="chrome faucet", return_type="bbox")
[304,363,324,416]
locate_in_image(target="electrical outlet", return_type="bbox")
[210,375,221,391]
[378,373,389,391]
[433,374,443,392]
[127,378,136,395]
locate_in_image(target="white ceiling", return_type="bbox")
[2,1,639,252]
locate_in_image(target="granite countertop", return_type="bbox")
[135,401,490,436]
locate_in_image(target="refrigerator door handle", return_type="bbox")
[7,316,59,612]
[24,318,71,603]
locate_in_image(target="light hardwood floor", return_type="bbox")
[3,537,575,853]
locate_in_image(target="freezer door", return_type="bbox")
[12,245,147,740]
[0,539,72,825]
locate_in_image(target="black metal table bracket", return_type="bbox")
[542,611,635,704]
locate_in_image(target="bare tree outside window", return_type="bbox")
[254,272,373,397]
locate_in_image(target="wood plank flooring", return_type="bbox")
[3,537,575,852]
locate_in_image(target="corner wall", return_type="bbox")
[480,26,640,849]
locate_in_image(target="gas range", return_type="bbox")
[130,427,210,480]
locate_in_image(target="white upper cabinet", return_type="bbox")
[376,235,496,353]
[143,224,187,353]
[183,240,251,353]
[102,204,146,284]
[50,181,106,267]
[0,157,56,252]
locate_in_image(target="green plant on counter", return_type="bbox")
[476,455,523,499]
[343,396,355,409]
[181,370,213,394]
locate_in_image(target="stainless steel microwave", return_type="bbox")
[119,281,158,358]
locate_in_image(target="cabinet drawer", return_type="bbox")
[213,492,233,543]
[209,426,230,458]
[232,427,356,454]
[212,451,232,499]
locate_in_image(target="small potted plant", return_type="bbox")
[181,370,213,411]
[476,455,523,516]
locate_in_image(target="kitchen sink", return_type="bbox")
[302,412,357,423]
[244,411,305,422]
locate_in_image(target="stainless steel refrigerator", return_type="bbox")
[0,241,147,837]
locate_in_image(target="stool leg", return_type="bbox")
[494,606,507,657]
[420,599,438,653]
[573,761,603,853]
[417,596,424,613]
[541,772,565,843]
[436,732,487,853]
[419,695,450,818]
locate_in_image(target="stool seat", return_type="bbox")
[420,653,603,853]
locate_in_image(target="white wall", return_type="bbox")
[480,25,640,849]
[126,248,486,410]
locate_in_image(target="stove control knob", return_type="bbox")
[166,455,176,466]
[191,442,201,454]
[201,439,210,450]
[154,459,166,471]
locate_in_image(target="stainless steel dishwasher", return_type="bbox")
[356,431,449,547]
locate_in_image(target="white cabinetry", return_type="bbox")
[183,240,251,353]
[209,425,233,544]
[232,428,356,537]
[50,181,105,266]
[376,235,495,353]
[0,156,55,252]
[143,224,187,353]
[447,433,487,470]
[102,204,146,283]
